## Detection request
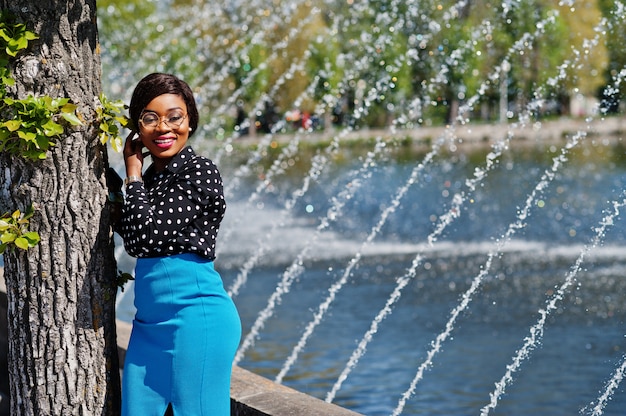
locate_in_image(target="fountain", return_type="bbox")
[102,0,626,414]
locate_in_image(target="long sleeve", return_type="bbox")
[119,147,226,259]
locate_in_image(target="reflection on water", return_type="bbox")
[117,138,626,415]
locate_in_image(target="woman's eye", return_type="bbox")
[142,114,158,124]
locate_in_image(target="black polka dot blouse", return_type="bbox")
[120,146,226,260]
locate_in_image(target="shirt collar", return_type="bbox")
[144,146,196,180]
[165,146,196,174]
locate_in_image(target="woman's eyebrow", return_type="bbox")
[142,106,184,114]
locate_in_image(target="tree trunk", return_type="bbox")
[0,1,120,414]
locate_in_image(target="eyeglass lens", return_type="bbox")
[140,111,186,128]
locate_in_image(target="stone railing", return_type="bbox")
[116,319,362,415]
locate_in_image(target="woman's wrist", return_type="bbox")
[125,167,142,181]
[125,175,143,186]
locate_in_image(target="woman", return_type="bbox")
[118,73,241,416]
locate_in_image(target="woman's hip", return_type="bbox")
[133,253,234,322]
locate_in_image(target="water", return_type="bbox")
[116,139,626,415]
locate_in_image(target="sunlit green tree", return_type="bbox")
[597,0,626,112]
[97,0,616,131]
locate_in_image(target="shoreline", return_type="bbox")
[232,115,626,152]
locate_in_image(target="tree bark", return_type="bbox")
[0,1,120,414]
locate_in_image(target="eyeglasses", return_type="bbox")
[139,111,188,129]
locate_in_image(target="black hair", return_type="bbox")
[129,73,199,136]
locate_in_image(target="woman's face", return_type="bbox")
[138,93,190,169]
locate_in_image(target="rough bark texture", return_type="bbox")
[0,1,121,414]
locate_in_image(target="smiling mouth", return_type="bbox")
[154,137,175,148]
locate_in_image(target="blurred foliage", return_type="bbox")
[597,0,626,112]
[97,0,621,133]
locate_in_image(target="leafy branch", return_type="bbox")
[0,12,129,255]
[0,204,40,254]
[0,95,82,159]
[96,92,130,153]
[0,12,84,160]
[0,13,37,95]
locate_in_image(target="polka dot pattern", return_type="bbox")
[120,146,226,259]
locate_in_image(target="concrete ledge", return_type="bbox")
[230,365,361,416]
[117,319,362,416]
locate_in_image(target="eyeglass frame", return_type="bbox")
[138,110,188,129]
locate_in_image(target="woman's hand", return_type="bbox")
[123,131,144,177]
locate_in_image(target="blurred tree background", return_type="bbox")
[97,0,623,135]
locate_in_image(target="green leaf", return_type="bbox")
[112,135,123,152]
[17,130,36,141]
[22,231,40,245]
[35,134,52,150]
[116,116,131,128]
[50,97,69,109]
[61,111,82,126]
[60,102,77,113]
[0,29,9,43]
[14,237,28,250]
[42,120,64,136]
[3,119,20,131]
[15,36,28,51]
[0,232,16,243]
[24,203,35,219]
[5,45,17,57]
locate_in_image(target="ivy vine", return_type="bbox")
[0,204,39,254]
[1,95,82,159]
[0,11,129,257]
[97,92,130,152]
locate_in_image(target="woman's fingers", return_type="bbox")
[124,131,144,175]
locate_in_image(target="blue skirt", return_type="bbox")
[122,253,241,416]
